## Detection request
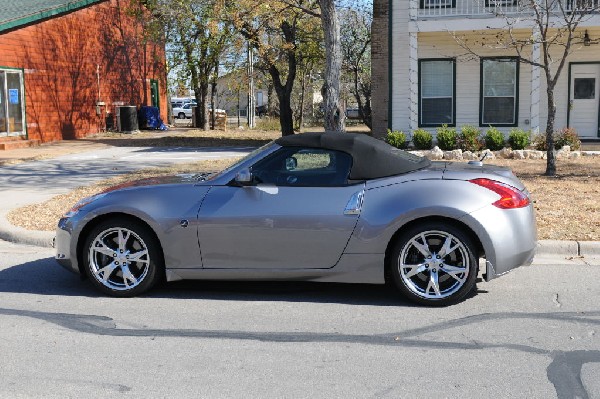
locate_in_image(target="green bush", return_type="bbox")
[459,125,483,152]
[436,124,458,150]
[532,133,547,151]
[484,126,506,151]
[386,129,408,149]
[532,128,581,151]
[412,129,433,150]
[555,127,581,150]
[508,128,530,150]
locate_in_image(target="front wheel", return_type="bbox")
[178,112,186,119]
[83,219,163,297]
[390,222,478,306]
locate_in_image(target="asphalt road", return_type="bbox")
[1,239,599,398]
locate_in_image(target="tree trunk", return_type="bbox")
[194,83,209,130]
[545,87,557,176]
[278,91,294,136]
[297,69,307,131]
[210,80,217,130]
[319,0,345,132]
[267,82,274,116]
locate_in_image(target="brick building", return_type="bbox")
[0,0,167,147]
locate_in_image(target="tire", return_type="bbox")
[390,222,478,306]
[178,112,186,119]
[83,218,163,297]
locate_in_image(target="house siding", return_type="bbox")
[0,0,167,142]
[417,33,531,132]
[385,26,600,138]
[390,0,411,135]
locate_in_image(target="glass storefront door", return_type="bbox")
[0,69,26,137]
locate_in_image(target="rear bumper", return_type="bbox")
[461,204,537,280]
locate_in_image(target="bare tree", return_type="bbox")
[281,0,347,132]
[454,0,600,176]
[340,4,372,129]
[319,0,346,131]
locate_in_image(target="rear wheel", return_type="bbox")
[83,219,163,297]
[178,112,186,119]
[390,222,478,306]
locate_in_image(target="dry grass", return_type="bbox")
[7,158,239,232]
[492,157,600,241]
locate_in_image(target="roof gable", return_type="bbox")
[0,0,106,33]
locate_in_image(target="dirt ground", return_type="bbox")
[4,128,600,240]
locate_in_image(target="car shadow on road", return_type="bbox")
[0,257,486,306]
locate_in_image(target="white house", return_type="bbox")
[372,0,600,140]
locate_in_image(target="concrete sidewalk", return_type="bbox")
[0,144,253,247]
[0,141,599,264]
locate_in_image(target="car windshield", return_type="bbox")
[207,142,276,181]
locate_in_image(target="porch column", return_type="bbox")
[409,31,419,132]
[530,28,541,135]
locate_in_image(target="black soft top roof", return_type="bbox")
[275,132,431,180]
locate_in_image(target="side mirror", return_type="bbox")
[234,168,254,186]
[285,156,298,171]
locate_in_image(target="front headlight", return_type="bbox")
[63,193,107,218]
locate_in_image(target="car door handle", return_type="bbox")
[344,190,365,215]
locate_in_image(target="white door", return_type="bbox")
[570,64,600,139]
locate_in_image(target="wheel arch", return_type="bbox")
[75,212,166,279]
[383,216,485,283]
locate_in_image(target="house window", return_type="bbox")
[0,68,26,136]
[480,58,519,126]
[419,59,455,127]
[420,0,455,8]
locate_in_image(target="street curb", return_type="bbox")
[536,240,579,256]
[0,215,54,248]
[536,240,600,257]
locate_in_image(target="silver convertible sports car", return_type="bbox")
[55,132,537,306]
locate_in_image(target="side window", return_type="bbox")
[251,147,352,187]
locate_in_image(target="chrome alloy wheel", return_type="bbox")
[398,230,470,300]
[88,227,151,291]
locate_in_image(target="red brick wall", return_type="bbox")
[0,0,167,142]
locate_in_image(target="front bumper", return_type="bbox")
[55,217,80,275]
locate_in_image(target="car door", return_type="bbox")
[197,147,364,269]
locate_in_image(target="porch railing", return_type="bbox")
[415,0,600,19]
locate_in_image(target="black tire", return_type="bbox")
[390,222,478,306]
[83,218,163,297]
[178,112,186,119]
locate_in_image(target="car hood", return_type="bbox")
[101,173,212,194]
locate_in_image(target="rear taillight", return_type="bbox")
[469,178,530,209]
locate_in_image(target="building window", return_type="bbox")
[419,59,455,127]
[480,58,519,126]
[420,0,456,8]
[0,68,26,136]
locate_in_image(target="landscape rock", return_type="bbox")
[497,148,513,159]
[444,149,463,160]
[480,149,495,160]
[513,150,526,159]
[428,146,444,160]
[462,151,478,160]
[524,150,544,160]
[569,151,581,159]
